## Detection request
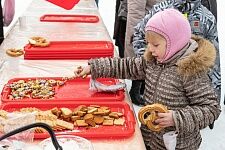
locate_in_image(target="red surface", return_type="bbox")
[24,41,114,59]
[24,54,113,60]
[40,14,99,23]
[1,77,124,103]
[24,56,113,60]
[0,101,135,139]
[24,41,114,52]
[46,0,80,10]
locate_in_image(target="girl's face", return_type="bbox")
[146,31,167,62]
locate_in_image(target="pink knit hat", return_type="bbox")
[145,8,191,62]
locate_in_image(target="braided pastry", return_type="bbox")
[138,103,168,132]
[28,36,50,47]
[6,48,24,57]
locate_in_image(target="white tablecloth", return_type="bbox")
[0,0,146,149]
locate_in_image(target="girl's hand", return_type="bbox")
[74,65,91,78]
[154,110,175,128]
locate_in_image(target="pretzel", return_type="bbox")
[6,48,24,57]
[0,110,8,119]
[138,103,168,132]
[28,36,50,47]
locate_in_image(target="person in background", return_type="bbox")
[113,0,127,58]
[125,0,164,106]
[201,0,217,20]
[0,0,4,44]
[95,0,99,7]
[0,0,15,44]
[132,0,220,109]
[73,9,221,149]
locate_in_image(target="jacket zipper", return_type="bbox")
[152,64,165,102]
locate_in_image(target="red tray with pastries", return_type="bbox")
[24,41,114,60]
[24,51,113,60]
[0,101,136,139]
[40,14,99,23]
[24,41,113,53]
[1,77,125,103]
[24,54,113,60]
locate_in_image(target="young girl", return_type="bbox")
[74,9,221,150]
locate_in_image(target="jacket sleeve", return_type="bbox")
[88,57,147,80]
[204,11,219,51]
[3,0,15,26]
[117,0,128,19]
[203,9,221,97]
[173,73,221,136]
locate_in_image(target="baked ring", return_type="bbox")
[146,112,162,132]
[6,48,24,57]
[28,36,50,47]
[138,103,168,131]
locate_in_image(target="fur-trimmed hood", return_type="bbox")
[144,36,216,76]
[177,36,216,76]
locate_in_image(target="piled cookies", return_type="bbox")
[7,79,65,100]
[0,105,125,133]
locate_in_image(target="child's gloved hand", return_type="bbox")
[155,110,175,128]
[74,65,91,78]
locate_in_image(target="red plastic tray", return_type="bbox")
[24,53,113,60]
[24,41,114,59]
[46,0,80,10]
[24,55,113,60]
[24,50,113,54]
[1,77,125,103]
[0,101,136,139]
[24,41,114,53]
[40,14,99,23]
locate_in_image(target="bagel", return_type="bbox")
[6,48,24,57]
[28,36,50,47]
[138,103,168,131]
